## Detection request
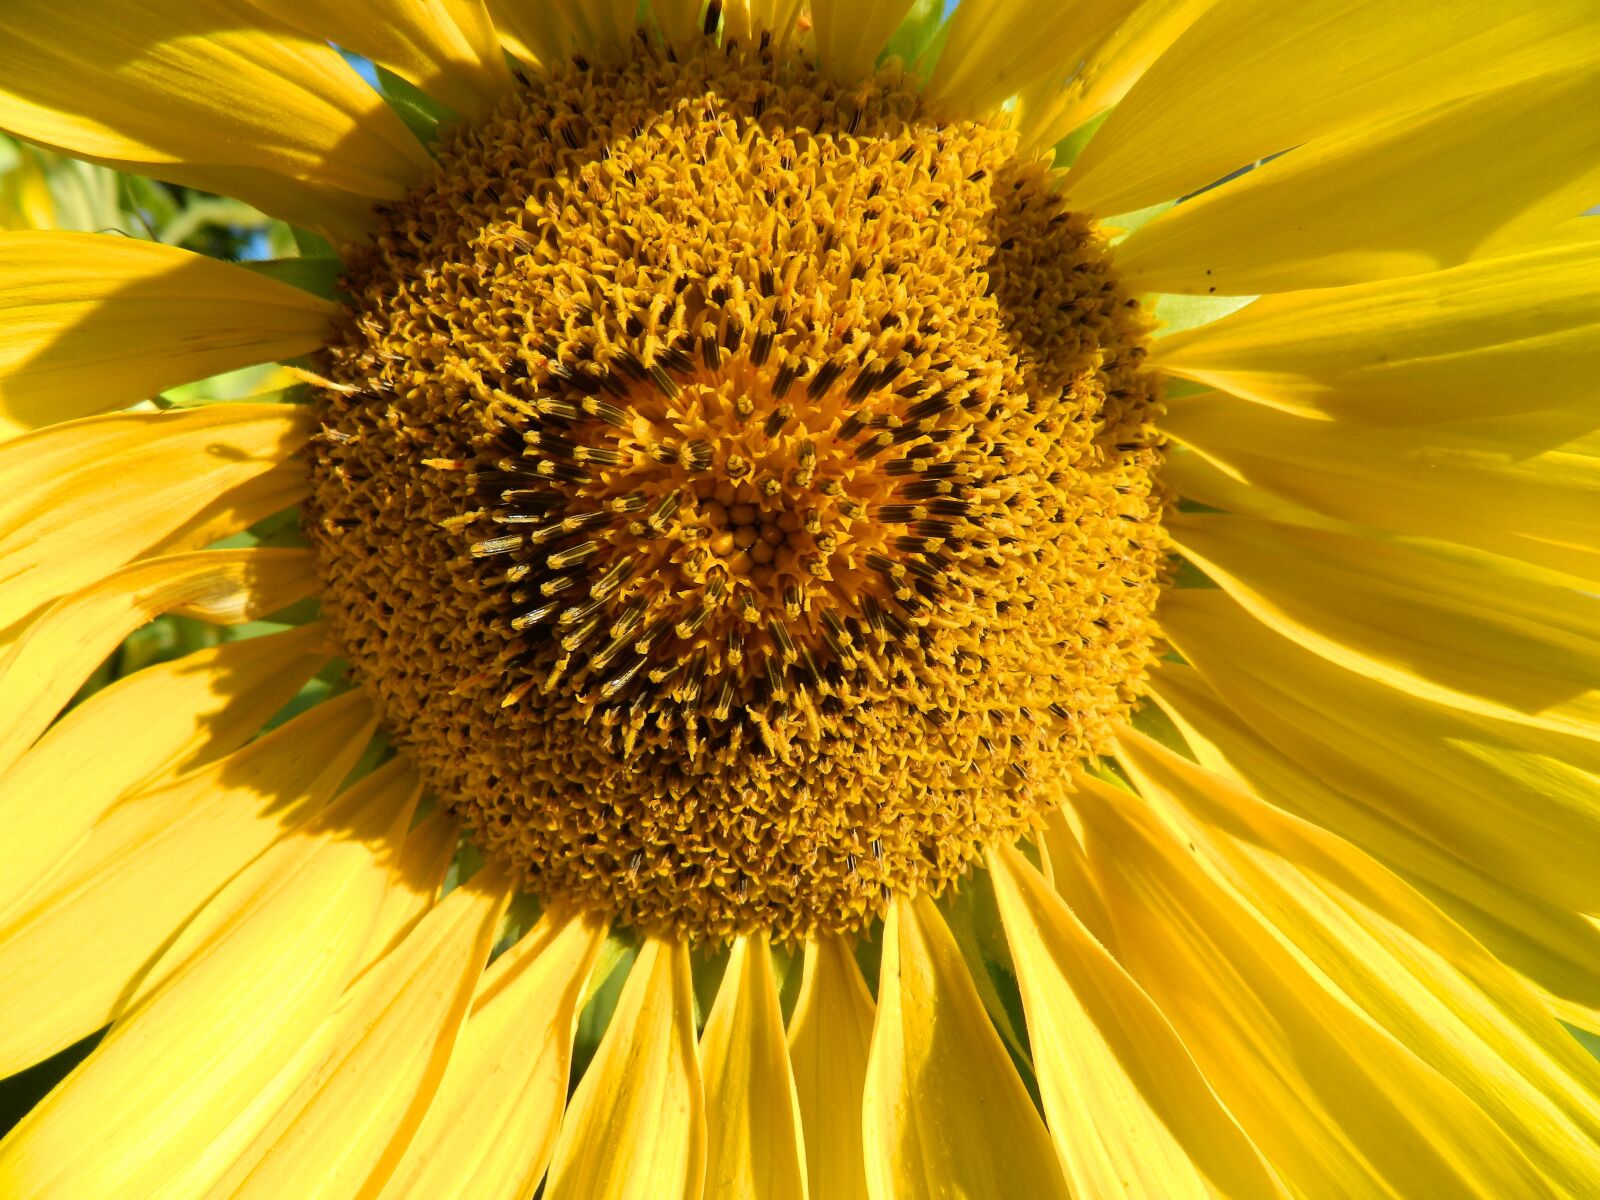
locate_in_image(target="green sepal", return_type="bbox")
[376,64,457,151]
[937,872,1033,1066]
[882,0,948,72]
[571,940,636,1080]
[1051,108,1112,170]
[239,255,347,303]
[1148,292,1256,337]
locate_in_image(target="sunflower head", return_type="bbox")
[6,3,1596,1199]
[308,34,1167,940]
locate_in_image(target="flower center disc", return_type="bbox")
[308,36,1167,941]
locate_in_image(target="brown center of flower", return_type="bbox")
[306,33,1168,941]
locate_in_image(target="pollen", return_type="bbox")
[306,34,1168,942]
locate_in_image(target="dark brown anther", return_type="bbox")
[590,556,635,599]
[683,440,714,471]
[751,322,775,366]
[558,593,608,627]
[764,405,794,439]
[772,359,798,398]
[846,366,878,403]
[764,653,787,699]
[534,396,582,421]
[547,541,599,570]
[675,603,710,639]
[534,461,593,485]
[574,445,626,467]
[648,363,681,398]
[771,619,798,662]
[633,615,673,654]
[905,391,952,423]
[853,432,894,461]
[600,655,648,700]
[610,597,647,638]
[471,534,525,558]
[806,360,844,399]
[646,488,682,531]
[582,397,632,427]
[710,675,736,721]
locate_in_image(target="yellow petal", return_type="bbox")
[0,690,373,1078]
[544,936,706,1200]
[1162,391,1600,584]
[809,0,917,82]
[0,234,334,436]
[1159,587,1600,913]
[1116,732,1600,1198]
[483,0,573,68]
[718,0,757,44]
[1169,513,1600,743]
[0,548,319,778]
[377,907,609,1200]
[653,0,707,45]
[927,0,1143,120]
[863,893,1072,1200]
[0,403,312,623]
[1150,660,1600,1032]
[701,933,808,1200]
[1150,237,1600,423]
[0,760,418,1200]
[249,0,510,120]
[0,624,327,921]
[787,934,874,1200]
[1034,802,1120,955]
[742,0,809,48]
[367,808,462,960]
[536,0,641,59]
[987,843,1284,1200]
[1148,605,1600,1028]
[1071,771,1555,1198]
[0,1,432,238]
[1015,0,1218,155]
[207,865,512,1200]
[1064,0,1600,215]
[1117,67,1600,294]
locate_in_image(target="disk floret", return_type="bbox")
[308,36,1167,940]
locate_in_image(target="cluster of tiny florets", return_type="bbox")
[306,33,1166,941]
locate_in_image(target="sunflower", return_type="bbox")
[2,0,1598,1196]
